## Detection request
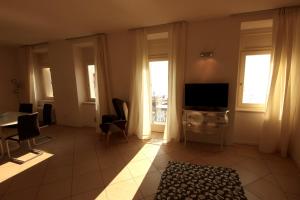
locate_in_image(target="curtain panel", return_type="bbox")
[24,46,38,111]
[164,22,187,142]
[128,29,152,139]
[260,7,300,156]
[95,34,113,132]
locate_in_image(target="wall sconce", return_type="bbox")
[200,51,214,58]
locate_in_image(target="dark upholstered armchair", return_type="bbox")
[100,98,129,144]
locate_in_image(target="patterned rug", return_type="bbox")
[155,161,247,200]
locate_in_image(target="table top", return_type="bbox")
[0,112,28,127]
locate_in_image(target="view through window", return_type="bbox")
[242,53,271,105]
[41,67,54,98]
[149,61,168,124]
[87,64,96,99]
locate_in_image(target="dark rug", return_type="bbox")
[155,161,247,200]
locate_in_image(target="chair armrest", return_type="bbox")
[113,120,127,130]
[102,115,118,123]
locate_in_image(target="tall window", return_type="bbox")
[87,64,96,100]
[236,50,272,111]
[41,68,54,98]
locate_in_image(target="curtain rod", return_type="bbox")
[20,33,105,47]
[231,5,300,17]
[65,33,105,41]
[128,20,187,31]
[21,42,49,48]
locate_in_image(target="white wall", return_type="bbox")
[0,46,18,113]
[48,41,81,126]
[107,31,133,101]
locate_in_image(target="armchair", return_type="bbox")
[100,98,128,144]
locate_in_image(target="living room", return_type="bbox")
[0,1,300,200]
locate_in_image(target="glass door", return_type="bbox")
[149,60,168,133]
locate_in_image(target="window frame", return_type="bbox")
[236,49,272,112]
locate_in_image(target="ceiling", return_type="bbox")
[0,0,299,45]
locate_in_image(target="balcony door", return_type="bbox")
[149,60,168,133]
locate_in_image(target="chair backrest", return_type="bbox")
[19,103,33,113]
[112,98,128,121]
[17,113,40,141]
[43,104,53,125]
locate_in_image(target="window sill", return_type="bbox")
[235,107,266,113]
[40,99,54,102]
[82,101,95,105]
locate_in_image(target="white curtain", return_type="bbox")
[128,29,152,139]
[164,22,187,142]
[24,46,38,111]
[95,34,113,132]
[260,7,300,156]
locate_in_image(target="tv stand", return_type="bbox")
[182,109,229,150]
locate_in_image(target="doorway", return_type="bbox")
[149,60,168,133]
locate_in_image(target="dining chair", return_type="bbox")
[19,103,33,113]
[5,113,42,162]
[34,103,53,145]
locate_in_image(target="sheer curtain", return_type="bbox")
[164,22,187,142]
[95,34,113,132]
[260,7,300,156]
[24,46,38,111]
[128,29,152,139]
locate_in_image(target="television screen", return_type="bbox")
[185,83,229,110]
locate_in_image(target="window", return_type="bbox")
[236,50,272,111]
[87,64,96,100]
[41,68,54,98]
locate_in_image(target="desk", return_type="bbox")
[0,112,27,157]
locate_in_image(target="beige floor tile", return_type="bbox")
[0,179,12,197]
[47,154,73,169]
[37,178,72,200]
[246,178,287,200]
[244,189,261,200]
[263,174,278,185]
[8,165,45,192]
[72,170,103,195]
[43,164,73,184]
[274,174,300,195]
[73,160,100,177]
[105,179,142,200]
[102,166,132,186]
[128,159,158,177]
[237,158,270,177]
[144,194,156,200]
[134,171,161,197]
[72,188,108,200]
[266,159,300,176]
[233,165,263,186]
[2,186,39,200]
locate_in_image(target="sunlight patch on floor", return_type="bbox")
[0,151,53,182]
[97,143,161,199]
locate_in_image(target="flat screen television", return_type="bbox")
[184,83,229,111]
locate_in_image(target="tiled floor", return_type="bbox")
[0,126,300,200]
